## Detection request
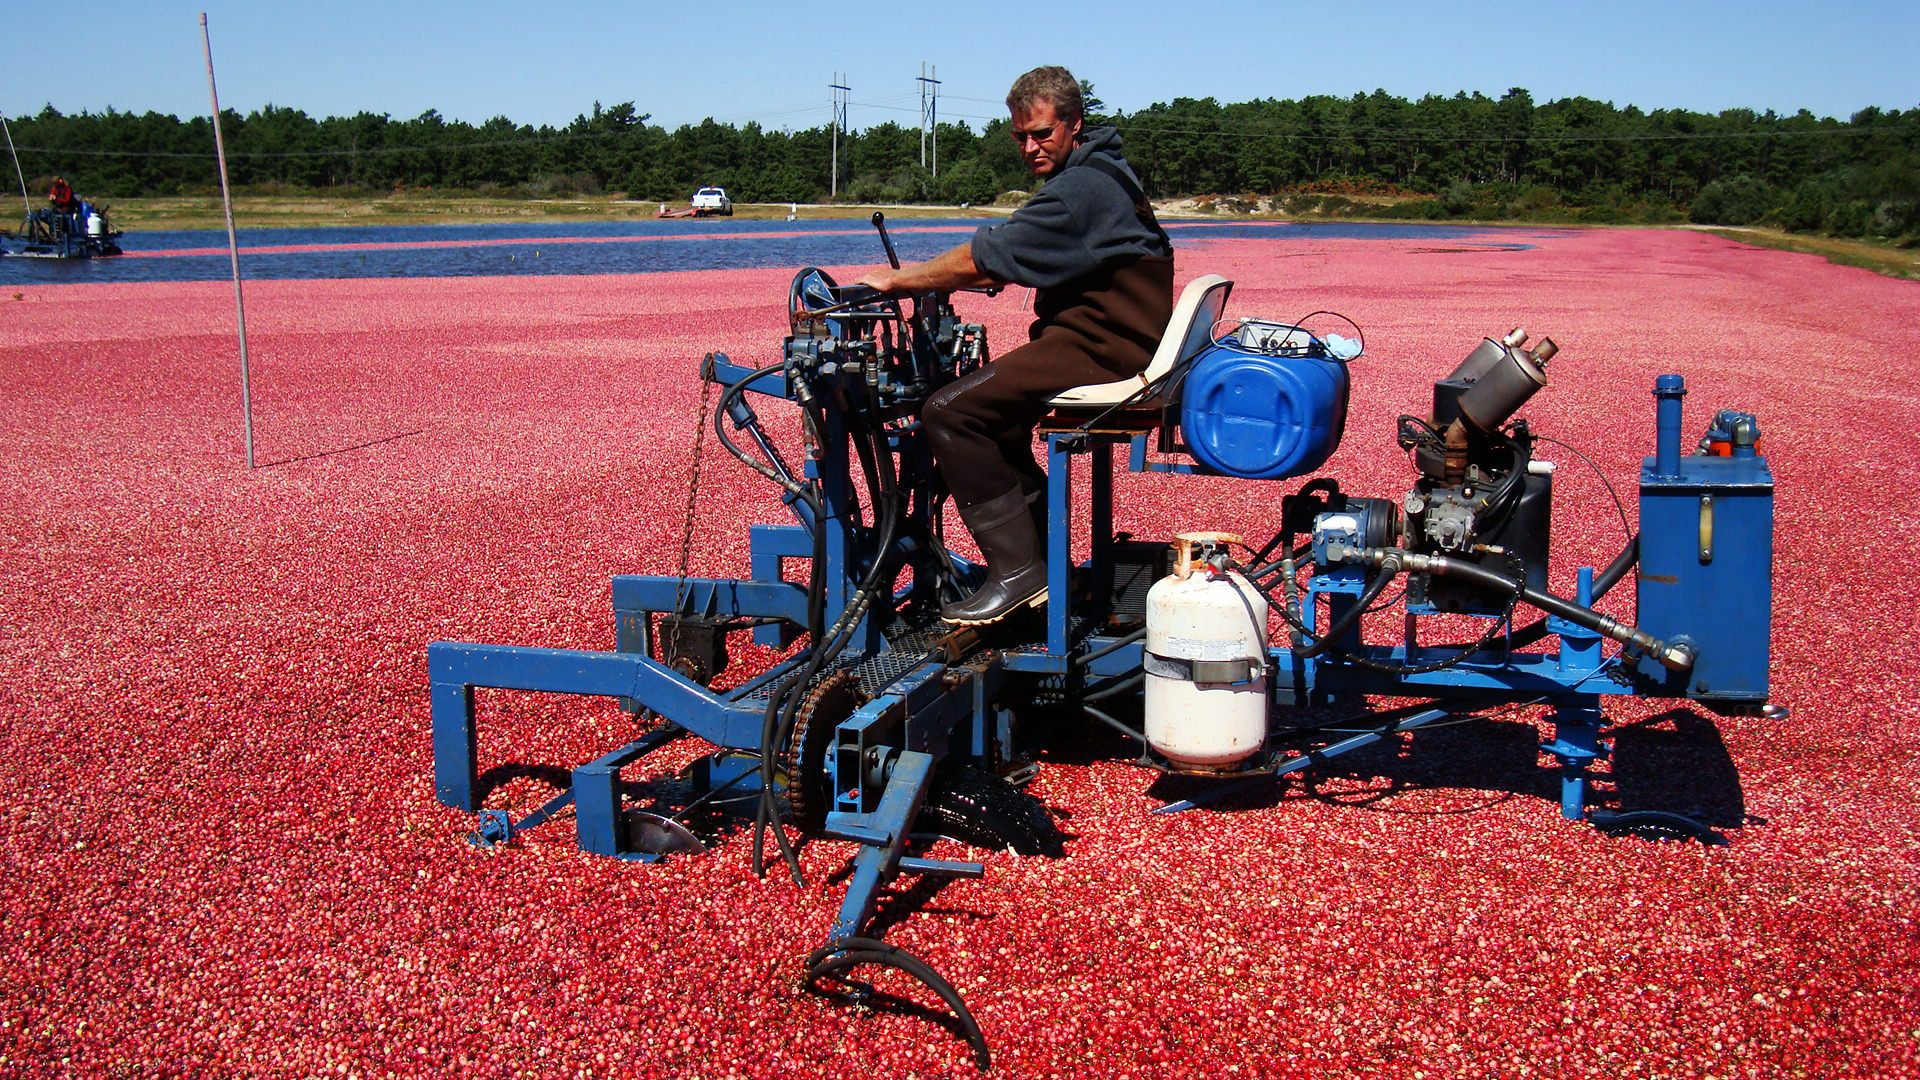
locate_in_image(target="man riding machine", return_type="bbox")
[858,65,1174,626]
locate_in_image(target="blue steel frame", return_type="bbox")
[428,349,997,942]
[429,360,1758,950]
[1034,427,1630,820]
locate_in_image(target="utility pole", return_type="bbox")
[917,64,941,177]
[829,74,850,197]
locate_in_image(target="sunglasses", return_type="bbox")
[1011,120,1065,148]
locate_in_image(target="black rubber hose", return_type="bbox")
[751,400,867,882]
[1516,575,1624,633]
[851,412,884,526]
[715,367,817,507]
[807,505,828,643]
[1260,564,1397,659]
[756,413,907,880]
[1084,672,1144,703]
[1249,558,1500,675]
[1505,532,1639,650]
[1246,540,1313,582]
[715,370,819,884]
[1361,549,1665,658]
[1083,703,1147,744]
[1072,628,1146,670]
[1594,532,1641,598]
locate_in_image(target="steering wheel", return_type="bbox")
[789,267,893,339]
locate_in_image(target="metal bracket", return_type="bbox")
[469,809,515,849]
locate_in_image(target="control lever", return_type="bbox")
[871,211,901,269]
[870,210,1000,298]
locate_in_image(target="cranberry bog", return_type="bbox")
[3,226,1916,1076]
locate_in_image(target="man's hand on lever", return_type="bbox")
[856,242,1001,296]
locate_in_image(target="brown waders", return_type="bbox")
[925,253,1174,624]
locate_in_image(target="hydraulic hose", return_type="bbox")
[1083,702,1147,745]
[715,366,818,508]
[754,394,906,882]
[1072,627,1146,670]
[1593,532,1641,598]
[1327,544,1693,671]
[806,498,828,644]
[1083,672,1144,703]
[1292,565,1397,658]
[850,414,884,526]
[1243,552,1395,660]
[1246,539,1313,582]
[1506,533,1638,650]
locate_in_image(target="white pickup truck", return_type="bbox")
[689,187,733,216]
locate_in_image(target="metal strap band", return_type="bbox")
[1143,651,1262,686]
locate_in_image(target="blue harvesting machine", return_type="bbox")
[426,215,1776,1066]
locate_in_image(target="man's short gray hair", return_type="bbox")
[1006,66,1084,124]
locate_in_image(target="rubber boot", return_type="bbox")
[943,487,1048,626]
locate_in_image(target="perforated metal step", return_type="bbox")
[740,617,948,705]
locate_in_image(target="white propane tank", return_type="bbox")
[1144,532,1269,771]
[86,213,103,237]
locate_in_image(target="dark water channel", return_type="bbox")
[0,218,1540,285]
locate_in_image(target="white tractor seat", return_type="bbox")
[1047,273,1234,411]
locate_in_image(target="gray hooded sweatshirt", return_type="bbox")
[970,126,1173,290]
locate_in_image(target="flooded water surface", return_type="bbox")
[0,218,1542,285]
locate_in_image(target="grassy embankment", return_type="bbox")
[110,194,1004,231]
[1695,226,1919,281]
[109,192,1919,282]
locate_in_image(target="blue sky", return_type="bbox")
[8,1,1915,130]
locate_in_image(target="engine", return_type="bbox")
[1309,329,1562,616]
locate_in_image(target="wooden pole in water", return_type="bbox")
[200,12,254,469]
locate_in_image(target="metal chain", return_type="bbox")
[661,365,718,675]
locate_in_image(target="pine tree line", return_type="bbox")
[8,88,1916,239]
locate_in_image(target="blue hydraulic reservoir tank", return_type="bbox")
[1180,339,1349,480]
[1634,375,1774,706]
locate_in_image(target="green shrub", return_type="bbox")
[1875,198,1919,238]
[1439,180,1477,217]
[1827,199,1875,237]
[1371,199,1446,220]
[934,160,996,207]
[847,172,892,203]
[1781,182,1834,233]
[1689,175,1773,225]
[529,172,601,197]
[1516,185,1561,212]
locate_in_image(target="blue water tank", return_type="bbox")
[1180,343,1349,480]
